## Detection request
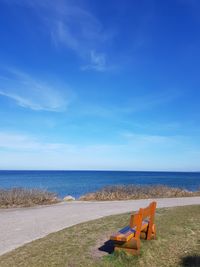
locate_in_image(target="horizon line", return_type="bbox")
[0,169,200,173]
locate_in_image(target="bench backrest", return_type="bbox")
[129,201,157,240]
[139,201,156,222]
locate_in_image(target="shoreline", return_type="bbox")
[1,185,200,208]
[1,195,200,211]
[1,170,200,200]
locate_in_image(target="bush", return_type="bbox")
[0,188,59,208]
[79,185,200,201]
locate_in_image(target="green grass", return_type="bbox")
[0,205,200,267]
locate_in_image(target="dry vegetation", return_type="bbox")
[79,185,200,201]
[0,188,59,208]
[0,205,199,267]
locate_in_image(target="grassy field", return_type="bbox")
[0,205,199,267]
[80,185,200,201]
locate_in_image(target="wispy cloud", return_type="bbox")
[0,132,121,160]
[0,131,168,156]
[0,131,199,171]
[124,90,180,113]
[0,68,70,111]
[122,132,174,144]
[77,89,181,119]
[49,3,113,71]
[81,51,107,72]
[0,132,124,170]
[0,132,72,151]
[7,0,114,71]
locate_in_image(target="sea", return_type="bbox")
[0,170,200,198]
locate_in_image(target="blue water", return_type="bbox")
[0,170,199,198]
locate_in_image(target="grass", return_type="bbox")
[0,188,59,208]
[0,205,199,267]
[79,185,200,201]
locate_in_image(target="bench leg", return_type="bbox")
[152,224,156,239]
[141,223,156,240]
[114,238,140,255]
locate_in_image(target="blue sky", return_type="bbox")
[0,0,200,171]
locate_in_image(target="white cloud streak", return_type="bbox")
[0,132,74,151]
[0,131,199,171]
[7,0,113,71]
[49,3,112,71]
[122,132,172,144]
[77,89,181,119]
[0,131,189,154]
[0,68,70,111]
[81,50,107,71]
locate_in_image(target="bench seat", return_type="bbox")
[110,220,149,242]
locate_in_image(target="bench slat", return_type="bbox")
[111,219,149,242]
[110,226,136,242]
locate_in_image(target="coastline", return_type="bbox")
[1,170,200,199]
[1,185,200,208]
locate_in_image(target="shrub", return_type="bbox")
[79,185,200,201]
[0,188,59,208]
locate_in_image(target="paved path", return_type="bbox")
[0,197,200,256]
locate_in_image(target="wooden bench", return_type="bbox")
[110,201,157,255]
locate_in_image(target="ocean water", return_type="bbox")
[0,170,199,198]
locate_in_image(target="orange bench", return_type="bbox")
[110,201,157,255]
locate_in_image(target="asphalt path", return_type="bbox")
[0,197,200,256]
